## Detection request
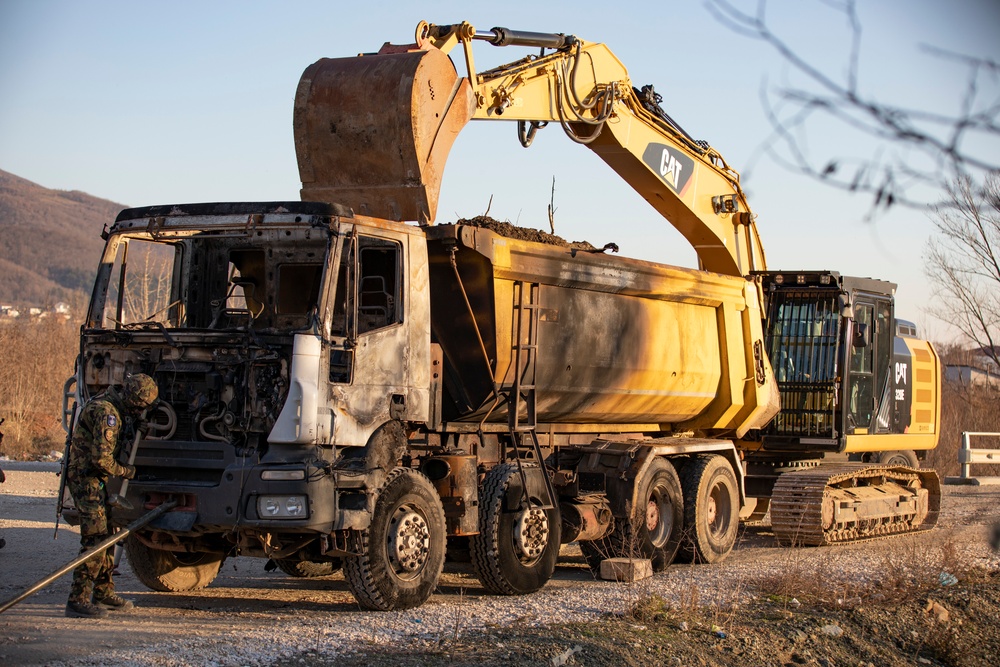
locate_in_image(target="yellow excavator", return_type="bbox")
[293,20,940,547]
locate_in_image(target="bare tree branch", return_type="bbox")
[925,173,1000,364]
[708,0,1000,213]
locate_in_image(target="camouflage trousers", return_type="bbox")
[68,475,116,604]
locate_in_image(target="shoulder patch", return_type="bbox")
[104,428,116,442]
[106,414,117,427]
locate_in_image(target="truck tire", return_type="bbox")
[678,455,739,564]
[471,462,561,595]
[125,536,223,592]
[274,558,342,578]
[579,457,683,572]
[343,468,446,611]
[877,450,920,468]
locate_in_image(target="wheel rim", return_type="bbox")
[387,504,430,580]
[707,480,733,538]
[513,505,549,565]
[646,482,675,548]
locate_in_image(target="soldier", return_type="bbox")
[0,417,6,550]
[65,373,159,619]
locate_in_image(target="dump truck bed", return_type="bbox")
[425,222,779,436]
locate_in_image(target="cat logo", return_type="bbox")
[661,152,684,188]
[641,143,695,196]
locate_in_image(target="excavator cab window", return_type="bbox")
[848,303,875,432]
[846,299,894,434]
[873,301,894,432]
[763,289,841,440]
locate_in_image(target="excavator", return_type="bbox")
[293,20,940,547]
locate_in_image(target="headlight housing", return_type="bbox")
[261,469,306,481]
[257,495,308,518]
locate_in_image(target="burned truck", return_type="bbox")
[64,20,940,612]
[68,201,776,610]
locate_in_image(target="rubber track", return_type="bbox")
[770,463,941,547]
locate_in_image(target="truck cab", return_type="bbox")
[72,202,430,568]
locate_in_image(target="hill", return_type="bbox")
[0,169,124,307]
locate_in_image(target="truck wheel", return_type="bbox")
[579,457,683,572]
[471,462,561,595]
[125,536,223,592]
[877,450,919,468]
[275,558,342,578]
[679,455,739,564]
[343,468,446,611]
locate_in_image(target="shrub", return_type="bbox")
[0,316,79,460]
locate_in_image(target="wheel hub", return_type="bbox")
[388,508,430,575]
[647,486,675,547]
[646,499,660,532]
[514,507,549,562]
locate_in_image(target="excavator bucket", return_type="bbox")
[293,47,475,224]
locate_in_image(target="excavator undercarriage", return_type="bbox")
[770,463,941,546]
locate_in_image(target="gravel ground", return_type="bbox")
[1,460,998,666]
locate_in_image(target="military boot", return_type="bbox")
[66,599,108,618]
[94,593,134,611]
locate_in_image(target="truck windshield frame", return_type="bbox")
[89,231,331,333]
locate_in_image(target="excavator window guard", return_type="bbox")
[763,290,842,439]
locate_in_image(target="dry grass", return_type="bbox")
[0,316,79,460]
[751,531,976,611]
[926,380,1000,477]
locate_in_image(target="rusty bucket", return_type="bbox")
[293,48,474,224]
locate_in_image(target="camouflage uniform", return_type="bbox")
[0,419,5,550]
[66,374,158,617]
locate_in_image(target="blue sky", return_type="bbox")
[2,0,998,341]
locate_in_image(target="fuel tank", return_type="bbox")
[424,223,779,436]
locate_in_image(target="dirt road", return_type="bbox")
[1,461,998,666]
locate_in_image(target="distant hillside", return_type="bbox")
[0,169,124,307]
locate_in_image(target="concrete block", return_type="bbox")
[944,476,1000,486]
[599,557,653,582]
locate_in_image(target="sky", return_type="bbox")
[2,0,998,343]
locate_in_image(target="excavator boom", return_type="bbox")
[293,21,765,276]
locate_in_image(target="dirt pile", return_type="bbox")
[455,216,602,253]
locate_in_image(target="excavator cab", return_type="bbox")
[754,271,938,456]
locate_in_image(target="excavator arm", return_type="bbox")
[293,20,766,277]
